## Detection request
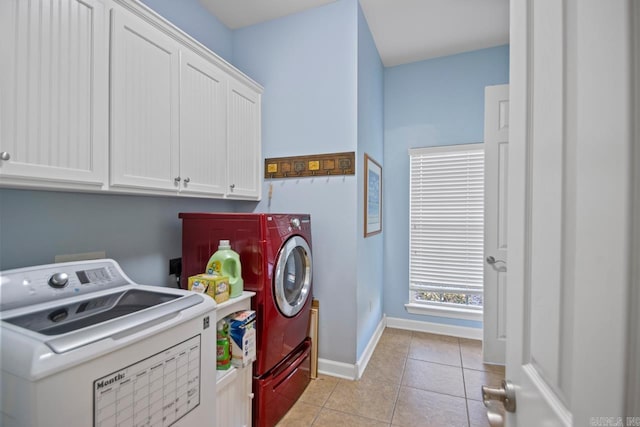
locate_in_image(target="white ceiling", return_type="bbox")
[360,0,509,67]
[199,0,509,67]
[199,0,336,30]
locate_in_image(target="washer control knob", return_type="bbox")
[48,272,69,288]
[290,218,301,228]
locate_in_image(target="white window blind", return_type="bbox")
[409,144,485,311]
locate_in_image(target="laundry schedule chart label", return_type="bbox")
[94,335,201,427]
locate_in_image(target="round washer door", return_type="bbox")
[273,235,312,317]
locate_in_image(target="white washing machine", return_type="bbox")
[0,259,217,427]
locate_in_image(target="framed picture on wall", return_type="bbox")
[364,153,382,237]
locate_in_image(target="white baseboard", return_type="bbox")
[317,315,482,380]
[317,358,357,380]
[355,315,387,379]
[385,316,482,340]
[317,315,387,380]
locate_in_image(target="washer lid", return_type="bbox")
[3,290,204,354]
[5,289,182,335]
[273,235,312,317]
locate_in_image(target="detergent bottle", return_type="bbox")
[206,240,243,298]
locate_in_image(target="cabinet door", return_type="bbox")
[179,50,227,197]
[216,365,253,427]
[0,0,108,188]
[227,80,262,200]
[110,6,180,192]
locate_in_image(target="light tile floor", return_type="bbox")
[276,327,505,427]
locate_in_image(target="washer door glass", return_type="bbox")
[274,235,312,317]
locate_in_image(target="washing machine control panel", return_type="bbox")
[0,260,129,312]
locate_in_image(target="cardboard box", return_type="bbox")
[227,310,256,367]
[188,274,230,304]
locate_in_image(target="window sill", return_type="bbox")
[405,303,483,322]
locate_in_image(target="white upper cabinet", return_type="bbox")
[0,0,108,189]
[227,79,262,200]
[109,0,262,199]
[179,50,227,197]
[109,5,180,192]
[0,0,262,200]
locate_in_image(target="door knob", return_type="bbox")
[0,152,10,161]
[486,255,506,265]
[183,177,190,184]
[482,380,516,427]
[482,379,516,412]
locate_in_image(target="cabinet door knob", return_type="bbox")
[183,177,190,184]
[229,184,235,191]
[174,176,181,183]
[0,152,10,161]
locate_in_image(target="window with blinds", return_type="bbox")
[409,144,485,311]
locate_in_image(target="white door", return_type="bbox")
[486,0,636,425]
[483,84,509,365]
[110,6,180,192]
[0,0,107,188]
[179,49,227,197]
[226,79,262,200]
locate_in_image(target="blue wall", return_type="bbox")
[383,45,510,328]
[140,0,233,62]
[0,189,246,285]
[356,3,384,358]
[233,0,361,365]
[232,2,358,156]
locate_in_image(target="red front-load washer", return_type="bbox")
[179,213,313,427]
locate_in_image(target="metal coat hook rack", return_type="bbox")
[264,152,355,179]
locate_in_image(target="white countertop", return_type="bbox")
[216,290,255,320]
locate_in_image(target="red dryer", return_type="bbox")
[179,213,313,427]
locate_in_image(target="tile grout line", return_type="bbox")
[304,376,341,426]
[458,337,473,427]
[404,355,463,370]
[388,331,413,426]
[307,383,327,426]
[322,374,401,426]
[364,328,411,426]
[399,383,470,401]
